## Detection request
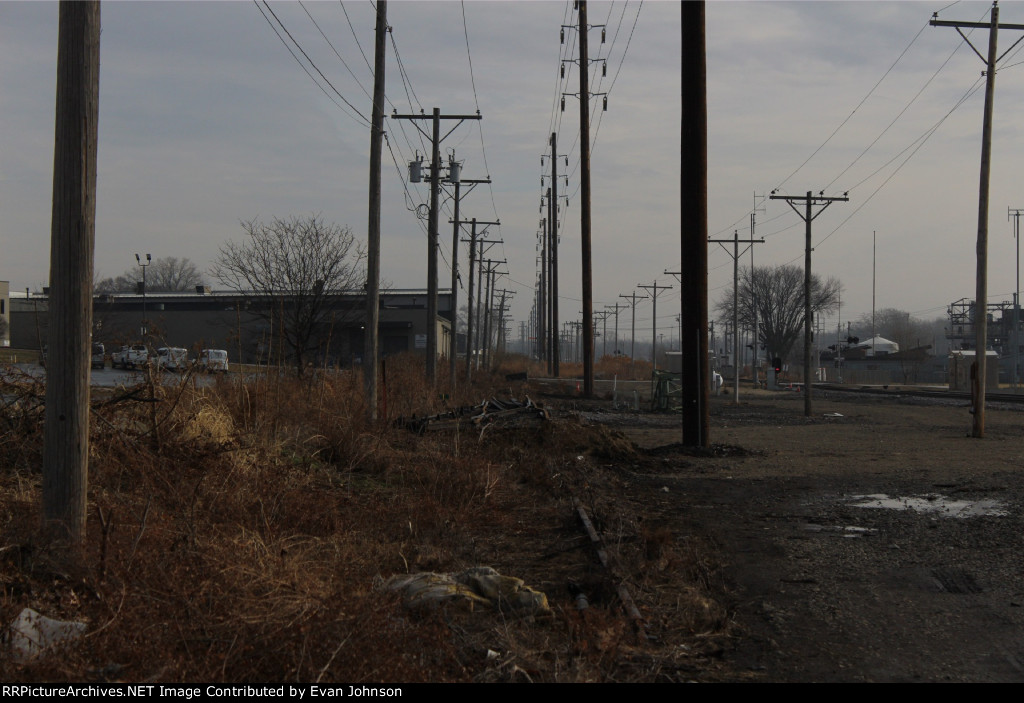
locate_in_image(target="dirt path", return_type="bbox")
[604,390,1024,682]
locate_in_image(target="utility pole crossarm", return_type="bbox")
[768,191,848,416]
[930,19,1024,30]
[931,2,1024,437]
[709,232,764,403]
[390,108,481,385]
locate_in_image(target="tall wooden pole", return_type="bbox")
[550,132,560,377]
[43,0,100,546]
[364,0,387,422]
[465,218,477,383]
[579,1,594,397]
[426,108,441,384]
[803,192,814,417]
[929,3,1022,436]
[680,1,709,446]
[449,178,461,390]
[972,6,999,437]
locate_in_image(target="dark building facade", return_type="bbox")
[9,288,453,367]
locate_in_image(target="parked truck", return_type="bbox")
[112,344,150,370]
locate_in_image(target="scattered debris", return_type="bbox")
[573,498,651,641]
[7,608,87,663]
[383,566,550,615]
[395,397,550,434]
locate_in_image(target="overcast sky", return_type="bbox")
[3,0,1024,345]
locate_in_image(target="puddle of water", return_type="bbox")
[847,493,1007,518]
[802,523,877,537]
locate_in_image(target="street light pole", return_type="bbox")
[135,252,150,336]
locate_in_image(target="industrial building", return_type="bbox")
[4,286,454,367]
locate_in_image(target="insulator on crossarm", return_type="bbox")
[602,61,607,77]
[601,28,606,43]
[561,97,565,112]
[561,28,565,44]
[561,63,565,78]
[603,96,608,111]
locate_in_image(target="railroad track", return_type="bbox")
[813,383,1024,405]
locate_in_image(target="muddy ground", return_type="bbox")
[569,388,1024,682]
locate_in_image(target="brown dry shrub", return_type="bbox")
[0,357,728,682]
[0,370,46,472]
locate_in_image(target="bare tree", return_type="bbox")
[148,257,204,291]
[717,265,841,364]
[210,216,365,374]
[95,256,204,293]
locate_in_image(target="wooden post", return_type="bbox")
[43,0,100,546]
[364,0,387,422]
[680,1,709,446]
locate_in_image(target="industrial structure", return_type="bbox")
[6,287,454,368]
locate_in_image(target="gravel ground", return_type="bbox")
[594,388,1024,681]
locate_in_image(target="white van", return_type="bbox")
[197,349,229,373]
[155,347,188,371]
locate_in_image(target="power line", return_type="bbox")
[299,0,372,102]
[339,1,375,75]
[254,0,369,128]
[773,15,933,193]
[817,76,986,248]
[257,1,370,126]
[824,16,976,191]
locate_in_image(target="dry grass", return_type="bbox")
[0,354,729,682]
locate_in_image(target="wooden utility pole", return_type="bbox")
[750,192,766,387]
[364,0,387,422]
[620,291,647,378]
[538,213,547,366]
[639,280,673,369]
[480,258,506,370]
[680,1,709,447]
[770,191,848,417]
[1009,208,1023,391]
[606,302,627,357]
[578,1,595,397]
[932,3,1024,437]
[390,109,481,384]
[44,0,100,547]
[709,230,764,403]
[457,218,498,382]
[550,133,561,377]
[446,173,491,391]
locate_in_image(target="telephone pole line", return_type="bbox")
[445,171,492,391]
[932,3,1024,436]
[391,108,481,385]
[563,5,606,395]
[620,291,647,378]
[606,302,627,357]
[542,135,566,376]
[770,190,848,417]
[709,229,764,403]
[481,258,507,370]
[638,280,673,370]
[464,234,501,375]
